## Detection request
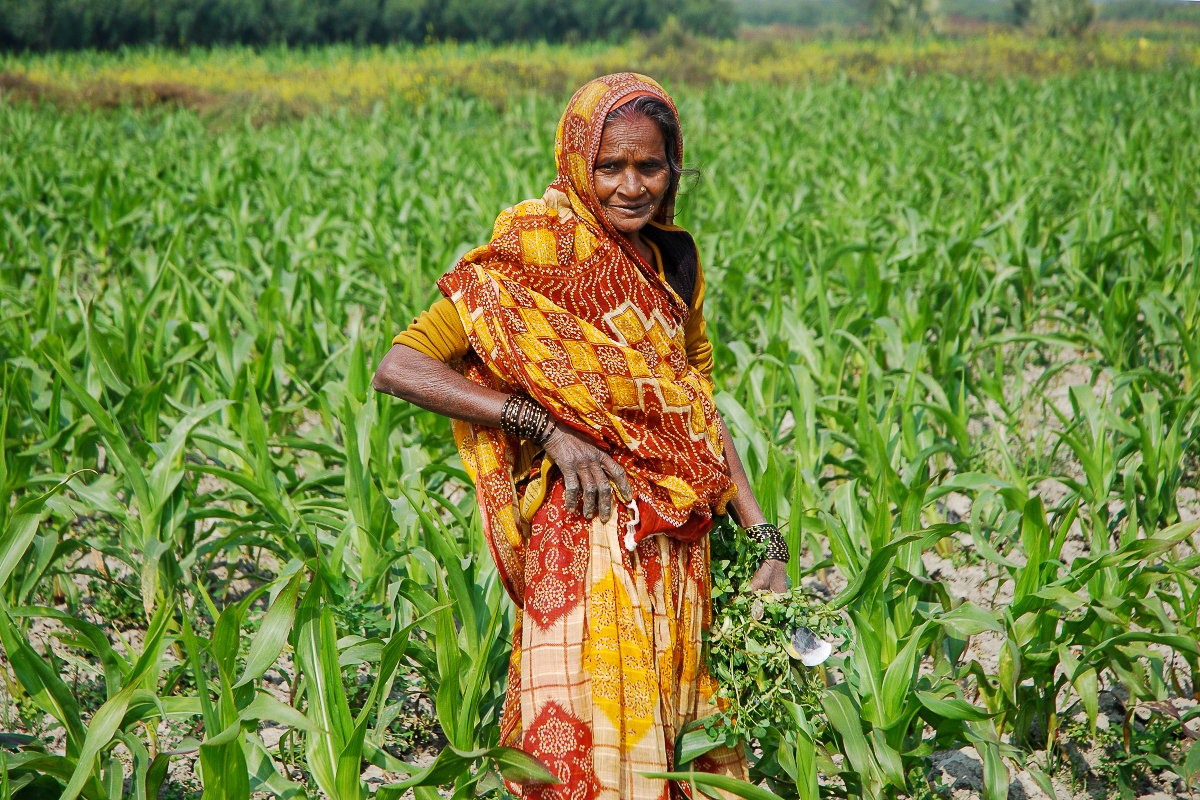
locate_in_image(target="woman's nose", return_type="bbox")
[619,169,641,197]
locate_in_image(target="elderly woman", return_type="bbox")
[373,73,789,798]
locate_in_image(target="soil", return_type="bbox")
[793,346,1200,800]
[4,342,1199,799]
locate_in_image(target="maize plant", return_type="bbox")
[2,45,1200,800]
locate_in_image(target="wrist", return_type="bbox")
[743,522,789,562]
[499,395,555,446]
[539,418,557,445]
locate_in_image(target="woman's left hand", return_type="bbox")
[541,423,633,522]
[746,559,788,594]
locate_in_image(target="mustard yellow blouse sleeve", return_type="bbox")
[391,296,471,363]
[684,261,714,379]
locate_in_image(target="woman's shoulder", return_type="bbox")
[481,191,581,260]
[490,198,562,239]
[493,189,579,232]
[442,191,589,292]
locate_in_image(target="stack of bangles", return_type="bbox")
[500,395,556,446]
[744,522,789,562]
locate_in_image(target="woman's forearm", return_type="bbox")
[372,343,507,426]
[720,415,789,589]
[718,415,768,528]
[376,348,764,524]
[373,343,633,520]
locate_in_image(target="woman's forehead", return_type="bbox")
[559,76,675,152]
[596,115,667,158]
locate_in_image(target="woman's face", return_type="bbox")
[592,113,671,236]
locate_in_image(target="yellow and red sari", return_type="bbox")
[438,73,746,799]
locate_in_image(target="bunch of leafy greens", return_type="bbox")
[705,518,847,743]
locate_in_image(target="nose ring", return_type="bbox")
[640,186,646,194]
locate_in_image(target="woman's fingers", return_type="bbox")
[556,453,595,517]
[746,566,768,592]
[598,451,634,504]
[746,559,789,594]
[578,460,600,519]
[562,470,582,514]
[770,566,788,593]
[564,458,617,520]
[592,462,615,522]
[544,425,631,520]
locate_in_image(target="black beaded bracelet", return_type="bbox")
[529,407,555,444]
[499,395,556,446]
[744,522,789,562]
[500,395,522,438]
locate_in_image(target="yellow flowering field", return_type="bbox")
[2,31,1197,115]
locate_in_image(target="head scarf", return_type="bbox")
[438,73,735,604]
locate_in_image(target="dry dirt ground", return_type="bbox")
[4,351,1199,798]
[6,549,1198,800]
[795,348,1200,800]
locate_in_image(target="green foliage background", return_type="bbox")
[0,0,738,50]
[2,41,1200,800]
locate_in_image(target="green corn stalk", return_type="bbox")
[180,570,313,799]
[39,354,231,613]
[0,593,175,800]
[4,61,1200,800]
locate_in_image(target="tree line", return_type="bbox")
[856,0,1097,37]
[0,0,738,51]
[3,0,1189,51]
[738,0,1196,37]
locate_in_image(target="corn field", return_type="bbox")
[2,44,1200,800]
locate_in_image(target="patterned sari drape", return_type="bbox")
[438,73,746,799]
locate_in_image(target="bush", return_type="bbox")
[862,0,942,36]
[1013,0,1095,36]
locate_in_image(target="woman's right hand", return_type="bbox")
[542,424,634,523]
[746,558,789,594]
